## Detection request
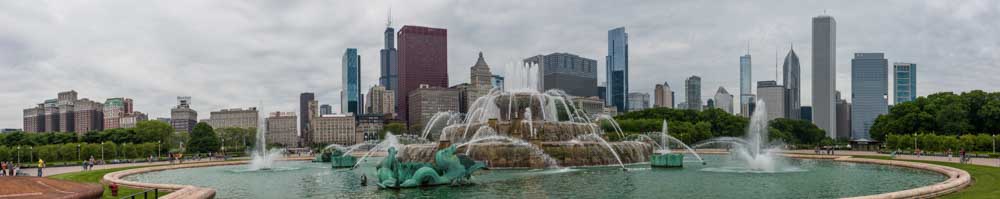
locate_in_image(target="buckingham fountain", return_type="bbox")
[122,63,953,198]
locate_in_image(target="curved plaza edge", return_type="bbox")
[100,154,970,199]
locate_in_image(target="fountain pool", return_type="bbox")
[125,155,944,199]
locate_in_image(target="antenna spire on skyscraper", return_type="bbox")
[386,5,393,27]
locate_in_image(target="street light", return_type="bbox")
[157,140,162,161]
[29,146,33,163]
[77,144,81,163]
[913,133,918,152]
[16,146,21,165]
[101,143,104,162]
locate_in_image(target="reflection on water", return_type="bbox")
[125,155,945,199]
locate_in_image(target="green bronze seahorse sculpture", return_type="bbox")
[376,145,486,188]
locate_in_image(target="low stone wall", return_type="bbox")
[782,153,971,199]
[102,157,313,199]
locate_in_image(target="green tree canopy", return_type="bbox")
[187,122,220,153]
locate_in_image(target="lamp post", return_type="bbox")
[158,140,162,161]
[29,146,33,163]
[101,143,104,162]
[913,133,918,152]
[77,144,81,163]
[17,146,21,165]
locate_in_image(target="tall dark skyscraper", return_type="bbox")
[342,48,362,115]
[299,92,314,145]
[782,47,801,120]
[606,27,629,112]
[380,16,398,91]
[812,15,836,138]
[397,25,447,124]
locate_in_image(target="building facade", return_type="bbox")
[740,53,752,115]
[170,96,197,133]
[606,27,629,112]
[491,75,505,91]
[851,53,888,140]
[757,81,785,121]
[266,112,299,147]
[23,90,109,134]
[468,52,494,107]
[714,87,734,114]
[835,91,852,140]
[320,104,333,115]
[206,107,258,130]
[654,82,673,108]
[782,47,801,120]
[357,114,384,142]
[103,98,130,129]
[627,92,650,111]
[342,48,363,115]
[525,53,598,97]
[366,85,396,117]
[812,15,837,138]
[893,63,917,104]
[685,76,702,110]
[397,25,448,123]
[380,20,398,91]
[299,93,315,145]
[119,111,148,128]
[312,114,357,146]
[407,85,460,128]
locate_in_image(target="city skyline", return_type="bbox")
[2,1,998,127]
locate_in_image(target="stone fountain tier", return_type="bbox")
[399,141,653,168]
[439,121,599,142]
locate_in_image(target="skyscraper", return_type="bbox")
[342,48,363,115]
[397,25,447,124]
[654,82,673,108]
[685,76,702,110]
[740,51,752,115]
[366,85,395,117]
[812,15,837,138]
[524,53,598,97]
[469,52,494,106]
[380,16,398,91]
[757,81,785,121]
[299,92,315,144]
[782,47,801,119]
[893,63,917,104]
[851,53,888,140]
[627,92,650,111]
[714,87,734,114]
[320,104,333,115]
[606,27,629,112]
[170,96,197,133]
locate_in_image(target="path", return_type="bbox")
[785,150,1000,167]
[40,158,244,177]
[0,176,103,199]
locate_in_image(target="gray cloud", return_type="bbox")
[1,0,998,127]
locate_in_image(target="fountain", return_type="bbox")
[693,100,799,173]
[648,120,704,167]
[399,63,653,170]
[247,104,284,171]
[375,145,486,188]
[317,143,364,168]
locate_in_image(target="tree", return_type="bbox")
[768,118,825,145]
[187,122,220,153]
[383,123,406,139]
[135,120,174,143]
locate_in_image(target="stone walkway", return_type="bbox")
[0,176,103,199]
[40,158,248,177]
[785,150,1000,167]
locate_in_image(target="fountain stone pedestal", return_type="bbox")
[650,153,684,168]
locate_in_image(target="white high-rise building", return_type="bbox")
[757,81,785,121]
[713,87,734,114]
[812,15,837,138]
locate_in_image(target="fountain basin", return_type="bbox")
[120,155,964,199]
[650,153,684,168]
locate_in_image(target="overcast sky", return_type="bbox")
[2,0,998,128]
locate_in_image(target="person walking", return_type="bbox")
[947,148,953,161]
[1,161,7,176]
[37,159,45,177]
[960,148,967,164]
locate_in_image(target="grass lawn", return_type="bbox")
[49,166,168,199]
[853,155,1000,199]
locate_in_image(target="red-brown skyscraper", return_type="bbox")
[397,25,448,125]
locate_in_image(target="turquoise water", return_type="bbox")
[125,155,945,199]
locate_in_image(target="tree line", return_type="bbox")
[606,107,827,146]
[870,90,1000,141]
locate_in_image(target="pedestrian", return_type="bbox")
[1,161,7,176]
[37,159,45,177]
[947,148,953,161]
[960,148,967,164]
